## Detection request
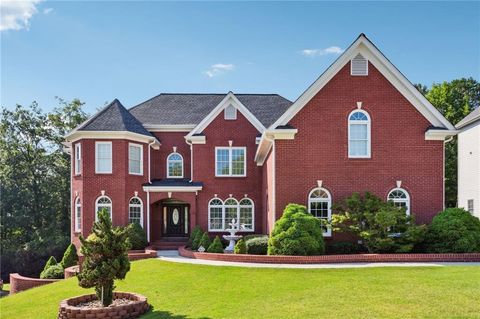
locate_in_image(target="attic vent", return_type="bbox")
[351,53,368,76]
[224,104,237,120]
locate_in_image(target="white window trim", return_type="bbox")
[387,188,411,216]
[215,146,247,177]
[95,141,112,174]
[74,143,82,175]
[128,196,144,226]
[208,197,254,232]
[74,197,82,232]
[348,109,371,158]
[350,53,369,76]
[166,152,184,178]
[95,195,112,221]
[308,187,332,237]
[224,104,237,120]
[128,143,143,175]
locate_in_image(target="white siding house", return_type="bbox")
[456,107,480,218]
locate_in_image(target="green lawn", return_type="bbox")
[1,260,479,318]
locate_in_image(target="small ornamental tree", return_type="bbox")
[42,256,57,273]
[207,236,224,253]
[331,192,426,253]
[187,225,202,248]
[126,222,148,250]
[234,239,246,254]
[191,229,204,251]
[198,232,211,251]
[60,243,79,268]
[78,209,131,306]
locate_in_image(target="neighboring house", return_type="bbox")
[65,34,456,247]
[456,107,480,218]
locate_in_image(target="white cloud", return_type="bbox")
[300,46,344,57]
[0,0,43,31]
[43,7,53,14]
[205,63,235,78]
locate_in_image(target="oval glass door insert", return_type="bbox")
[172,208,179,225]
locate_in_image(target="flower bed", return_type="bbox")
[178,246,480,264]
[58,292,149,319]
[9,273,61,294]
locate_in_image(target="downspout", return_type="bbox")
[186,139,193,182]
[443,135,454,210]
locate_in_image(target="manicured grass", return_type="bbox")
[1,260,479,318]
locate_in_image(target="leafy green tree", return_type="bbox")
[331,192,426,253]
[78,209,131,306]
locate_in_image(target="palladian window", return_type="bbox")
[208,197,254,231]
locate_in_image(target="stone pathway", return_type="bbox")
[156,250,480,269]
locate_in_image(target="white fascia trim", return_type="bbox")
[254,129,298,165]
[144,124,196,132]
[186,92,265,138]
[425,129,458,140]
[270,35,455,131]
[185,135,206,144]
[142,185,203,192]
[66,131,161,149]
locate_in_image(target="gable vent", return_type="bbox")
[224,104,237,120]
[351,53,368,76]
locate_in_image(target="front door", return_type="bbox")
[165,205,186,236]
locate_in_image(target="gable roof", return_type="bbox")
[270,33,456,131]
[456,107,480,129]
[129,93,292,127]
[77,99,154,137]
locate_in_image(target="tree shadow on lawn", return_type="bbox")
[142,306,212,319]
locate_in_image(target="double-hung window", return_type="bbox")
[348,110,371,158]
[95,142,112,174]
[74,143,81,175]
[215,147,246,177]
[129,143,143,175]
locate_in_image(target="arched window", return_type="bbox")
[224,198,239,227]
[348,110,371,158]
[388,188,410,215]
[129,197,143,225]
[208,198,224,231]
[95,196,112,221]
[239,198,254,231]
[308,188,332,236]
[75,197,82,232]
[167,153,184,178]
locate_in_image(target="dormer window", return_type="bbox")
[351,53,368,76]
[224,104,237,120]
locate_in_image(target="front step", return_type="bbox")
[150,238,188,250]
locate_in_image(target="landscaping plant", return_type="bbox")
[234,239,246,254]
[268,204,325,256]
[207,236,224,253]
[77,209,131,306]
[42,256,57,273]
[331,192,426,253]
[187,225,202,248]
[60,243,78,268]
[191,228,204,251]
[40,264,64,279]
[425,208,480,253]
[199,232,212,251]
[246,236,268,255]
[126,222,148,250]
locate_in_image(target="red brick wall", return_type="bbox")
[151,132,191,180]
[193,111,263,234]
[9,273,60,294]
[275,62,444,229]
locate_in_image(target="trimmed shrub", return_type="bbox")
[207,236,224,253]
[246,236,268,255]
[326,241,361,255]
[234,239,247,254]
[268,204,325,256]
[42,256,57,273]
[187,225,202,248]
[198,232,211,251]
[425,208,480,253]
[126,222,148,250]
[243,234,266,242]
[40,264,64,279]
[191,229,204,251]
[60,244,78,268]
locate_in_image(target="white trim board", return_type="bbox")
[270,34,455,132]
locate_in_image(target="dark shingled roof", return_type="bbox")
[129,93,293,127]
[456,107,480,129]
[144,178,203,188]
[78,99,154,137]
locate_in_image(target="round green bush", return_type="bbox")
[40,264,64,279]
[42,256,57,273]
[199,232,211,250]
[60,243,78,268]
[207,236,224,253]
[126,222,148,250]
[425,208,480,253]
[234,239,246,254]
[268,204,325,256]
[246,236,268,255]
[187,225,202,248]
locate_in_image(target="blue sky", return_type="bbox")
[1,1,479,114]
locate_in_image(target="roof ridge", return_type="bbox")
[74,98,121,131]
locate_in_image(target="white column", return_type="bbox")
[146,190,150,242]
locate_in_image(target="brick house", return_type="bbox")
[65,34,456,248]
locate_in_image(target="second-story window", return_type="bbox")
[74,143,81,175]
[348,110,371,158]
[215,147,246,177]
[95,142,112,174]
[167,153,184,178]
[129,143,143,175]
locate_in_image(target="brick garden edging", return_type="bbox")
[178,246,480,264]
[129,248,157,261]
[64,265,80,279]
[58,292,149,319]
[9,273,61,294]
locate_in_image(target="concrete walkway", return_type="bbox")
[156,250,480,269]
